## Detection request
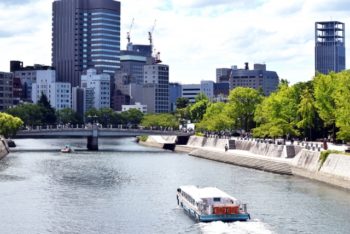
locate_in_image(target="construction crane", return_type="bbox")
[148,19,157,48]
[127,18,134,44]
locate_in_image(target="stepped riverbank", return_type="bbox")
[141,135,350,190]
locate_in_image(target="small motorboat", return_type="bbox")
[61,145,73,153]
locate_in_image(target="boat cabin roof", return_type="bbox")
[178,186,237,203]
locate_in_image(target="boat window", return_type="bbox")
[213,197,221,202]
[177,188,181,192]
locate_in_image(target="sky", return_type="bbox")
[1,0,350,84]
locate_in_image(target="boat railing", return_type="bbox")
[241,203,248,213]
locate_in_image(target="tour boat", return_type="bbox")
[176,185,250,222]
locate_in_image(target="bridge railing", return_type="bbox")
[19,124,194,134]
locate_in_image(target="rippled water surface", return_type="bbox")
[0,138,349,234]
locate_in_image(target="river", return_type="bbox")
[0,138,349,234]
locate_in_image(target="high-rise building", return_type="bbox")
[52,0,121,87]
[112,43,152,111]
[229,63,279,96]
[143,64,169,113]
[315,21,345,74]
[0,72,14,111]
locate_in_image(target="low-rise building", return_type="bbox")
[122,102,147,113]
[181,84,201,103]
[229,63,279,95]
[169,82,182,112]
[81,69,110,110]
[11,60,53,102]
[201,80,215,100]
[31,70,71,110]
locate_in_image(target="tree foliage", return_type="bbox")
[189,93,209,123]
[227,87,263,132]
[141,113,178,128]
[253,84,299,138]
[120,108,144,125]
[0,113,23,137]
[176,97,190,109]
[57,108,82,125]
[196,102,232,131]
[38,93,56,124]
[333,71,350,141]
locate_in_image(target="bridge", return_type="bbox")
[16,125,193,151]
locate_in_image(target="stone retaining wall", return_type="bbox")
[292,149,350,190]
[0,137,9,160]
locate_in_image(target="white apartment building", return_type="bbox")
[122,102,147,113]
[81,69,110,110]
[181,84,201,103]
[200,80,214,100]
[31,70,71,110]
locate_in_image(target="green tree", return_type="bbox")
[120,108,144,125]
[253,84,299,138]
[189,93,209,123]
[176,97,190,109]
[313,72,338,141]
[38,93,56,124]
[6,104,44,126]
[85,108,118,126]
[333,71,350,141]
[0,113,23,137]
[196,102,232,131]
[227,87,263,132]
[297,88,316,139]
[56,108,82,125]
[141,113,178,129]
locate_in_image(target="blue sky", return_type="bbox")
[1,0,350,84]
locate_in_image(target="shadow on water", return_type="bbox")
[39,157,132,189]
[0,156,26,181]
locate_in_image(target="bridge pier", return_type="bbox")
[87,125,99,151]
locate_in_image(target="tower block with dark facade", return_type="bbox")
[315,21,345,74]
[52,0,121,87]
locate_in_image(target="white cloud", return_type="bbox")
[1,0,350,85]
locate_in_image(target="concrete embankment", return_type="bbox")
[141,135,350,190]
[292,150,350,190]
[185,136,293,175]
[138,135,178,151]
[0,137,9,160]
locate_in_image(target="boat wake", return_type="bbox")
[198,219,275,234]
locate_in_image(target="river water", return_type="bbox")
[0,138,349,234]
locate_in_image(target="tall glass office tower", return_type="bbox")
[52,0,120,87]
[315,21,345,74]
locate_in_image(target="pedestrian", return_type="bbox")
[225,144,228,152]
[323,138,328,150]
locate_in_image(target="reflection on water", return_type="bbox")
[0,138,349,234]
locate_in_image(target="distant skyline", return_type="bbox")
[1,0,350,84]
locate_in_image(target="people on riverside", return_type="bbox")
[323,138,328,150]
